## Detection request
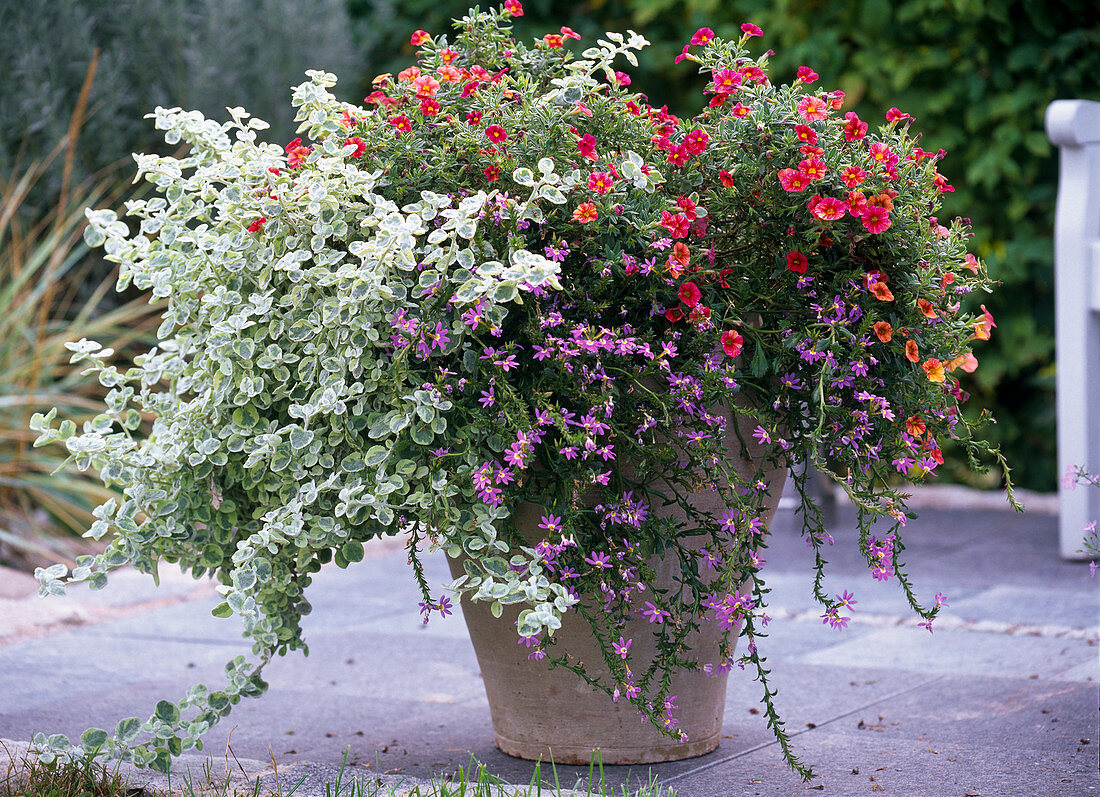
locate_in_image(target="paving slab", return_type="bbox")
[0,499,1097,795]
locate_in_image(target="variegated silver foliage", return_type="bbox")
[30,71,569,771]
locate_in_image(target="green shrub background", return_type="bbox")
[4,0,1098,492]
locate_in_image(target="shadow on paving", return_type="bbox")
[0,500,1096,796]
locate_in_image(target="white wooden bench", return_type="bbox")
[1047,99,1100,558]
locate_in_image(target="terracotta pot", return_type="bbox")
[449,406,787,765]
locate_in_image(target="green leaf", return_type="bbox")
[410,425,434,446]
[482,556,510,577]
[154,700,180,724]
[211,602,233,618]
[490,601,503,618]
[341,540,364,563]
[289,428,314,450]
[365,445,389,467]
[116,717,142,742]
[80,728,109,750]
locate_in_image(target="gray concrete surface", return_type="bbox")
[1,493,1097,796]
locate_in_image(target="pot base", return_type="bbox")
[493,731,720,765]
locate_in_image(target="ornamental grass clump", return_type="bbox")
[31,3,1014,778]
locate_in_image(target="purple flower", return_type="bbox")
[612,637,632,659]
[642,601,670,623]
[584,551,612,569]
[538,514,562,533]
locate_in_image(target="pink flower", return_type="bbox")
[843,112,868,141]
[410,29,430,46]
[740,22,763,37]
[886,107,911,122]
[778,168,811,192]
[691,27,715,45]
[796,66,819,83]
[796,96,828,122]
[711,69,743,93]
[343,136,366,158]
[684,129,709,155]
[485,124,508,143]
[678,281,702,308]
[799,158,826,180]
[577,133,598,160]
[613,637,633,658]
[720,329,744,357]
[840,166,866,188]
[861,206,891,234]
[811,196,848,221]
[503,0,523,15]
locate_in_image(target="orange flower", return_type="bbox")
[905,415,927,436]
[866,192,895,212]
[671,242,691,270]
[873,321,893,342]
[573,202,598,223]
[917,299,938,319]
[905,339,919,362]
[397,66,422,82]
[972,304,996,341]
[946,352,978,373]
[870,281,894,301]
[922,358,946,383]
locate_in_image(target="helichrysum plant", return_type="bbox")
[30,2,1014,778]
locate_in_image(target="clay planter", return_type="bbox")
[449,408,787,765]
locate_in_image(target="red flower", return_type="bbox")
[676,196,698,220]
[588,171,614,194]
[786,252,808,273]
[799,158,826,180]
[684,129,709,155]
[862,206,892,234]
[544,33,564,48]
[796,66,819,83]
[659,211,691,238]
[419,98,440,115]
[577,133,598,160]
[840,166,866,188]
[868,142,898,167]
[678,281,702,308]
[665,307,684,322]
[344,137,366,158]
[847,190,868,216]
[843,112,868,141]
[573,202,598,223]
[811,197,847,221]
[466,110,483,126]
[794,124,818,145]
[247,217,267,233]
[721,329,744,357]
[885,107,911,122]
[905,339,919,362]
[740,22,763,37]
[284,138,312,168]
[667,144,691,167]
[410,29,430,46]
[906,415,927,437]
[719,169,735,187]
[560,26,581,39]
[778,168,810,192]
[484,165,500,181]
[485,124,508,143]
[504,0,523,15]
[389,115,412,134]
[871,282,895,302]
